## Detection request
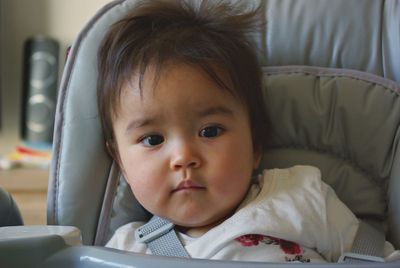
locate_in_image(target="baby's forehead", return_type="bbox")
[114,64,246,117]
[120,61,237,97]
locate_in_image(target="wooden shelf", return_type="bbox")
[0,168,49,191]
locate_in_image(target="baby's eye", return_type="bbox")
[199,126,224,138]
[140,134,164,147]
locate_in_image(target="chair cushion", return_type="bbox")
[261,65,400,219]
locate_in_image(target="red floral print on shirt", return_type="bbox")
[235,234,265,247]
[235,234,310,263]
[235,235,301,254]
[235,234,310,262]
[278,238,302,255]
[263,236,301,255]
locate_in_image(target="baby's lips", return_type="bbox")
[172,180,206,192]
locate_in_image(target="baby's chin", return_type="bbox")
[161,209,215,227]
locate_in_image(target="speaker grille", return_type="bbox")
[21,36,59,144]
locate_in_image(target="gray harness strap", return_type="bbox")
[135,216,190,258]
[339,220,385,263]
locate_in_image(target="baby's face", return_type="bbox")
[112,63,260,234]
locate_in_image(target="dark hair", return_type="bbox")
[97,0,269,160]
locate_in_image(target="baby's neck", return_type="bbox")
[178,226,209,238]
[176,217,228,238]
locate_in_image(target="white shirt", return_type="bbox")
[106,165,399,263]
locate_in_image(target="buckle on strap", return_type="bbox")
[339,252,385,263]
[135,220,174,243]
[134,216,190,258]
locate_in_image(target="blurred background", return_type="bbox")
[0,0,112,225]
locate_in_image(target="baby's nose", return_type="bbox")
[170,144,201,171]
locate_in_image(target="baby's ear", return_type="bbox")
[105,139,116,158]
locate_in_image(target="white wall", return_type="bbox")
[0,0,111,152]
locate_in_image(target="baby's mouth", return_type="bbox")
[172,180,206,193]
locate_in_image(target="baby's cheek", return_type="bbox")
[216,168,252,197]
[127,174,152,198]
[128,178,156,211]
[126,170,165,210]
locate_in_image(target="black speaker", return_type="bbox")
[21,36,59,144]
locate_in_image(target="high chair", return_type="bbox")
[1,0,400,267]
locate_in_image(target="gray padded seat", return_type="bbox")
[47,0,400,256]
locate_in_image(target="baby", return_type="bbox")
[97,0,399,263]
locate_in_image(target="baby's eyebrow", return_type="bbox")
[197,106,234,118]
[125,117,156,134]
